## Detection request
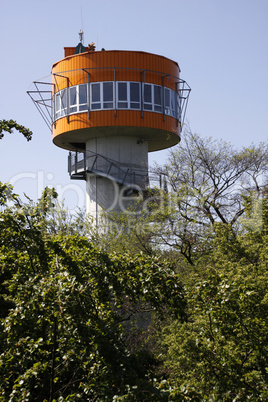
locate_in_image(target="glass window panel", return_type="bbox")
[103,82,113,102]
[165,88,170,107]
[91,83,100,102]
[118,83,127,101]
[144,103,152,110]
[144,84,152,103]
[170,91,176,117]
[130,83,140,102]
[79,84,87,104]
[70,106,77,113]
[61,89,67,109]
[171,91,175,113]
[118,102,128,108]
[55,93,61,112]
[70,87,77,106]
[91,103,101,110]
[154,85,162,105]
[177,94,181,119]
[103,102,113,109]
[130,102,140,109]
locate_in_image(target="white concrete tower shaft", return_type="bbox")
[85,136,148,218]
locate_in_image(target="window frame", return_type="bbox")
[143,83,153,111]
[90,82,115,110]
[116,81,141,110]
[153,85,162,113]
[69,86,78,114]
[91,82,101,110]
[78,84,88,112]
[53,81,180,122]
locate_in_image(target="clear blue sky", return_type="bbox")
[1,0,267,211]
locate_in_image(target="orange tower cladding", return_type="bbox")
[28,41,190,219]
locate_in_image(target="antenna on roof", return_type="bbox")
[79,6,84,45]
[79,29,84,44]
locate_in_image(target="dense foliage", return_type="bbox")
[0,185,186,401]
[160,200,268,400]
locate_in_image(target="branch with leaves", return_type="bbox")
[0,119,32,141]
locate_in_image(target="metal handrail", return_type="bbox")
[68,150,149,187]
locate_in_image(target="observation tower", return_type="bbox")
[28,34,190,219]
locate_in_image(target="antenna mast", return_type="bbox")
[79,6,84,44]
[79,29,84,44]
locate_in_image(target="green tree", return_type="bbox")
[160,194,268,400]
[0,184,186,401]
